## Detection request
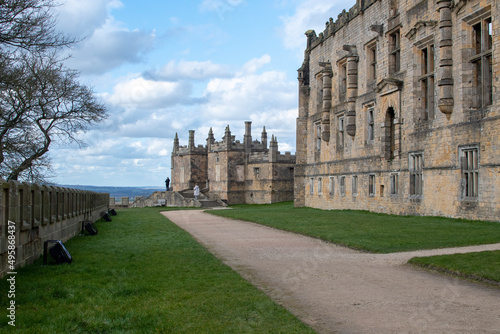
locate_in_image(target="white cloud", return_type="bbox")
[200,0,246,15]
[105,77,191,109]
[280,0,356,50]
[239,54,271,75]
[56,0,155,75]
[156,60,231,80]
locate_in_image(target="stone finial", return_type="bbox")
[173,133,179,153]
[261,126,268,150]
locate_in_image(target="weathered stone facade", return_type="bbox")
[172,122,296,205]
[295,0,499,222]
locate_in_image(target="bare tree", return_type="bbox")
[0,0,107,181]
[0,0,73,53]
[0,53,107,181]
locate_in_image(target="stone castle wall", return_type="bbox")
[295,0,499,222]
[0,180,109,277]
[172,122,296,205]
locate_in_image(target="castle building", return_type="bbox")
[295,0,499,221]
[171,122,296,205]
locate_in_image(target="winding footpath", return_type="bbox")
[162,210,500,334]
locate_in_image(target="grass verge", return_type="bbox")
[0,207,316,333]
[208,202,500,253]
[409,250,500,286]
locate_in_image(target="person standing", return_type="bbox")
[165,177,170,191]
[193,184,200,200]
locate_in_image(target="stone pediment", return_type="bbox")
[376,78,403,96]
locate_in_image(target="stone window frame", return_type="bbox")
[415,36,436,121]
[352,175,358,197]
[409,152,424,198]
[309,177,315,195]
[316,72,324,113]
[469,15,492,109]
[390,173,399,196]
[337,114,345,148]
[329,176,335,196]
[365,39,377,84]
[338,58,347,103]
[340,176,346,197]
[364,102,376,144]
[318,177,323,195]
[459,144,479,200]
[315,121,322,152]
[388,29,401,74]
[253,167,260,179]
[368,174,376,197]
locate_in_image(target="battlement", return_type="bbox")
[305,0,378,51]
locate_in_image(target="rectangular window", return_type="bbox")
[389,30,401,74]
[352,176,358,197]
[367,107,374,142]
[318,177,323,195]
[339,61,347,102]
[369,174,375,196]
[340,176,346,196]
[409,153,423,196]
[309,178,314,195]
[316,122,322,151]
[460,146,479,199]
[367,42,377,82]
[420,44,435,120]
[253,167,260,179]
[390,173,399,195]
[338,116,345,147]
[471,17,492,108]
[329,176,335,195]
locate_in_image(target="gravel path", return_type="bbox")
[162,210,500,334]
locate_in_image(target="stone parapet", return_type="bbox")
[0,180,109,278]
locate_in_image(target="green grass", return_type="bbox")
[409,251,500,284]
[0,207,316,333]
[208,202,500,253]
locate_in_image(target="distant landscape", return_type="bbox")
[60,185,165,199]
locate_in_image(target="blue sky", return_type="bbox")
[49,0,356,187]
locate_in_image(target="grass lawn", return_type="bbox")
[409,250,500,285]
[0,207,316,333]
[208,202,500,253]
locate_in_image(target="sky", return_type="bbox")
[49,0,356,187]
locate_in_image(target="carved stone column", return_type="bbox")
[344,45,359,136]
[437,0,454,114]
[320,62,333,142]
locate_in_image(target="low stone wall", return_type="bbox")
[0,180,109,278]
[131,191,202,208]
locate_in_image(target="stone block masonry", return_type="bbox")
[0,179,109,278]
[295,0,499,222]
[172,122,296,205]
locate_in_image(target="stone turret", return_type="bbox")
[223,125,232,149]
[207,127,215,151]
[261,126,267,150]
[244,121,252,154]
[269,135,278,162]
[173,133,179,153]
[188,130,195,152]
